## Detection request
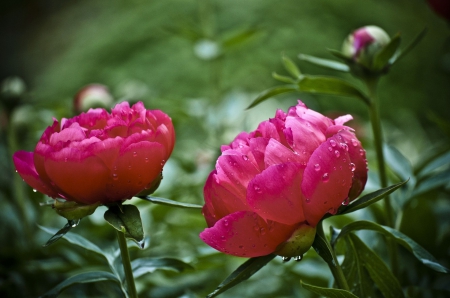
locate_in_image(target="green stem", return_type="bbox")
[315,222,349,291]
[365,77,398,275]
[117,230,138,298]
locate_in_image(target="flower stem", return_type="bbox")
[365,77,398,275]
[315,222,349,291]
[117,230,138,298]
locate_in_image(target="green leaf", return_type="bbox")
[413,143,450,176]
[40,220,80,247]
[393,28,427,64]
[138,196,203,209]
[339,180,408,215]
[38,224,114,264]
[416,150,450,179]
[131,257,193,278]
[282,55,302,78]
[300,281,358,298]
[104,204,144,247]
[333,220,450,273]
[40,271,120,298]
[341,237,375,298]
[272,72,296,84]
[206,254,276,298]
[412,168,450,198]
[297,76,370,105]
[221,28,261,50]
[247,85,298,109]
[298,53,350,72]
[312,231,334,266]
[372,34,401,71]
[383,144,414,183]
[328,49,353,63]
[348,234,404,298]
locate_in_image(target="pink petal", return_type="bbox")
[285,116,326,158]
[49,126,86,146]
[301,135,353,226]
[334,114,353,126]
[13,151,59,198]
[199,211,297,257]
[203,171,251,227]
[264,138,305,167]
[247,162,306,225]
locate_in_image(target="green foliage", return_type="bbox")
[301,281,358,298]
[104,204,144,247]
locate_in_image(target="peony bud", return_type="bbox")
[73,84,114,114]
[342,26,390,67]
[274,224,316,258]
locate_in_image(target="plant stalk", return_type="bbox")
[117,230,138,298]
[315,222,350,291]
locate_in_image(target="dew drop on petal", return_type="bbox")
[128,165,132,170]
[322,173,330,183]
[64,158,68,162]
[351,139,358,147]
[133,151,137,157]
[342,197,350,206]
[239,245,244,249]
[242,155,249,161]
[112,174,118,181]
[145,157,149,163]
[359,149,365,156]
[224,220,229,227]
[314,164,321,171]
[328,207,337,215]
[33,189,37,192]
[282,257,291,262]
[330,139,337,147]
[334,150,340,158]
[253,185,262,193]
[350,163,356,172]
[260,228,266,235]
[328,146,333,152]
[305,197,311,203]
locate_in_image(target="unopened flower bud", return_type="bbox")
[342,26,390,66]
[54,200,100,220]
[73,84,113,114]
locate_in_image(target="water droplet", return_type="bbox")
[343,158,347,162]
[64,158,68,162]
[302,150,306,155]
[33,189,37,192]
[330,139,337,147]
[224,220,229,227]
[342,197,350,206]
[260,228,266,235]
[314,164,321,171]
[295,255,303,262]
[112,174,118,180]
[145,157,149,163]
[342,143,349,151]
[328,146,333,152]
[322,173,330,183]
[359,149,365,156]
[328,207,337,215]
[69,219,81,227]
[253,185,262,193]
[252,244,256,248]
[239,245,244,249]
[350,163,356,172]
[128,165,132,170]
[133,151,137,157]
[334,150,340,158]
[282,256,291,262]
[242,155,249,161]
[351,139,358,147]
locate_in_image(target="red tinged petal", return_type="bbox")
[263,139,304,167]
[13,151,59,198]
[247,162,306,225]
[203,171,251,227]
[301,135,353,226]
[285,116,326,158]
[199,211,297,257]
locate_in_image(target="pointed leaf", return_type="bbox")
[272,72,296,84]
[41,271,120,298]
[341,237,375,298]
[312,231,334,266]
[372,34,401,71]
[104,205,144,247]
[131,257,193,278]
[328,49,353,63]
[339,180,408,215]
[138,196,202,209]
[393,28,427,64]
[348,234,404,298]
[300,281,358,298]
[412,168,450,197]
[40,220,80,247]
[282,55,302,78]
[383,144,414,183]
[206,254,276,298]
[297,76,370,105]
[247,85,298,109]
[221,28,261,49]
[38,224,115,264]
[416,150,450,179]
[333,220,450,273]
[298,53,350,72]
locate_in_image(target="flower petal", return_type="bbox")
[199,211,297,257]
[13,151,59,198]
[301,134,353,226]
[247,162,306,225]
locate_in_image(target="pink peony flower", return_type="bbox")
[13,101,175,205]
[200,101,367,258]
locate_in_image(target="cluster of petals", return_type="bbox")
[200,100,367,257]
[13,101,175,205]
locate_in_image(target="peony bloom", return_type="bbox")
[13,101,175,205]
[200,101,367,258]
[342,25,390,63]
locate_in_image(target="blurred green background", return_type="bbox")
[1,0,450,297]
